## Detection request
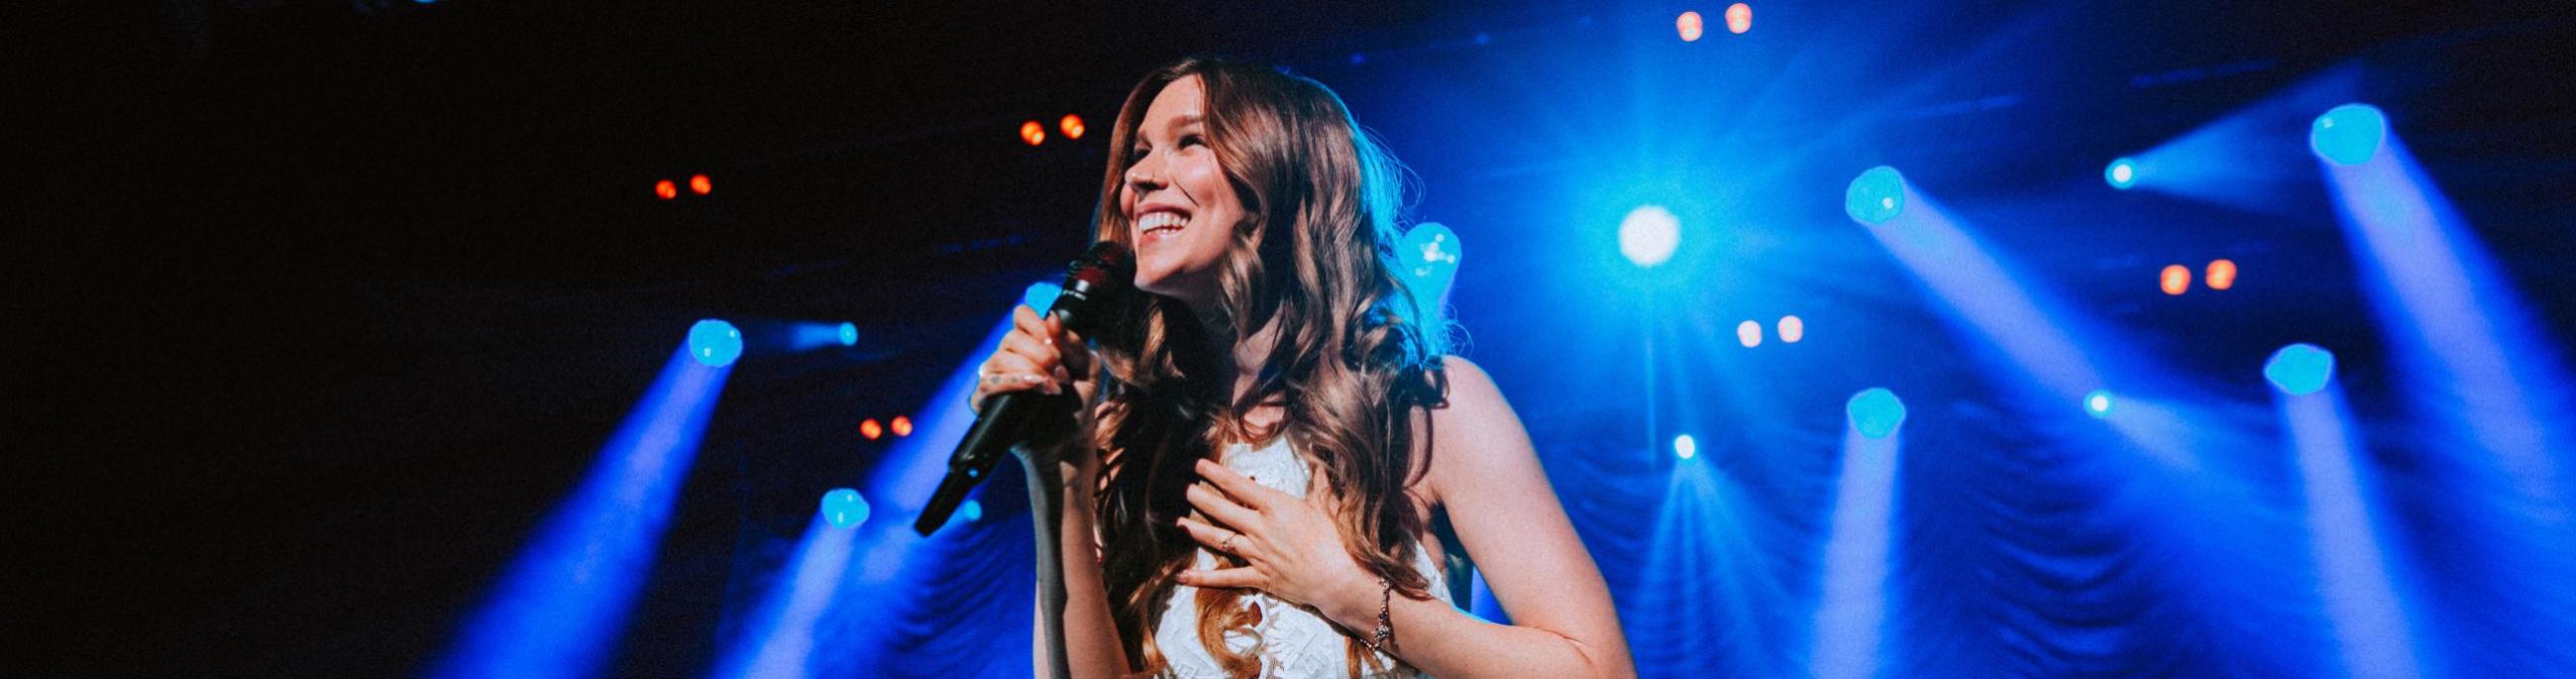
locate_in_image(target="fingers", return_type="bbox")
[1175,515,1251,556]
[1193,459,1279,510]
[1184,481,1261,530]
[1043,311,1094,378]
[1177,566,1263,589]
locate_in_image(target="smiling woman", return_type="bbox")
[970,57,1636,679]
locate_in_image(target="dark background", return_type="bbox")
[22,1,2576,676]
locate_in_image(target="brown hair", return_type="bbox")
[1085,57,1449,677]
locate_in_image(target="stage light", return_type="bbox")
[688,319,743,367]
[2085,390,2114,418]
[1676,11,1704,42]
[1673,434,1697,460]
[1736,320,1763,348]
[1619,205,1679,268]
[959,499,983,522]
[820,489,869,528]
[2160,264,2191,295]
[837,322,859,347]
[689,173,712,195]
[1725,3,1752,35]
[1847,388,1906,439]
[1845,167,1905,226]
[653,179,678,200]
[2310,103,2387,166]
[1778,315,1805,343]
[2105,157,2139,189]
[890,415,912,437]
[1060,114,1086,140]
[2205,259,2237,290]
[860,418,883,441]
[1020,120,1046,146]
[2265,343,2336,396]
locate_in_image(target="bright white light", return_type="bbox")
[1673,434,1697,460]
[1737,319,1764,348]
[1619,205,1680,268]
[1778,315,1805,343]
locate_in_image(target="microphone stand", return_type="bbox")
[1016,444,1073,679]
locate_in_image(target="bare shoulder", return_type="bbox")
[1419,356,1540,502]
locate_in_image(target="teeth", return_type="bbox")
[1137,211,1188,233]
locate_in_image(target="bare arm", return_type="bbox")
[1330,357,1635,679]
[976,304,1131,678]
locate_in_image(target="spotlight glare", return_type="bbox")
[860,418,883,441]
[1844,167,1906,226]
[2205,259,2237,290]
[890,415,912,437]
[1778,315,1805,343]
[820,489,869,528]
[1846,388,1907,439]
[2105,157,2138,189]
[2160,264,2192,296]
[1618,205,1680,268]
[1725,3,1752,35]
[687,319,743,367]
[959,499,983,522]
[1059,114,1086,140]
[653,179,678,200]
[1020,120,1046,146]
[2085,390,2115,418]
[688,173,712,195]
[2310,103,2388,166]
[1736,319,1764,348]
[1676,11,1704,42]
[2265,343,2337,396]
[837,322,859,346]
[1673,434,1697,460]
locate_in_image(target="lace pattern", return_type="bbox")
[1154,436,1449,679]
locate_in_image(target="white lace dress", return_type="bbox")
[1154,435,1450,679]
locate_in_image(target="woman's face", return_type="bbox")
[1120,75,1244,310]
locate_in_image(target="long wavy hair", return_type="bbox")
[1084,57,1450,678]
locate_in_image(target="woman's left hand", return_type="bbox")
[1175,458,1376,616]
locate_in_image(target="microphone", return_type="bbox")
[914,242,1133,535]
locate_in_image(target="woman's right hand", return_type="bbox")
[972,304,1100,456]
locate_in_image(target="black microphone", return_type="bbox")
[914,242,1133,535]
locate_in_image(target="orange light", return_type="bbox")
[1676,11,1704,42]
[1020,120,1046,146]
[1725,3,1752,34]
[2160,264,2192,296]
[688,173,711,195]
[890,415,913,437]
[2205,259,2237,290]
[1059,114,1086,141]
[1778,315,1804,343]
[653,179,678,200]
[860,418,884,440]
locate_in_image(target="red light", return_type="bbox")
[1676,11,1704,42]
[2160,264,2192,296]
[1725,3,1753,35]
[653,179,678,200]
[1059,114,1086,141]
[2206,259,2237,290]
[688,173,711,195]
[861,418,883,440]
[890,415,912,437]
[1020,120,1046,146]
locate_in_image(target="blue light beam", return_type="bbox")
[432,343,732,679]
[1809,426,1902,679]
[2277,378,2426,679]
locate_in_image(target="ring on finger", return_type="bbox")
[1220,532,1238,553]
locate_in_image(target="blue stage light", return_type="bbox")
[820,488,870,528]
[959,499,983,522]
[2085,390,2115,418]
[1673,434,1697,460]
[2310,103,2387,166]
[2104,158,2139,189]
[1844,167,1906,226]
[1023,282,1064,313]
[837,322,859,347]
[1846,388,1906,439]
[2265,344,2336,396]
[1619,205,1679,268]
[689,319,743,367]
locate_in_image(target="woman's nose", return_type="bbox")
[1125,155,1163,193]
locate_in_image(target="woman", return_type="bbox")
[975,57,1634,679]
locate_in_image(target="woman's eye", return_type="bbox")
[1179,135,1206,148]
